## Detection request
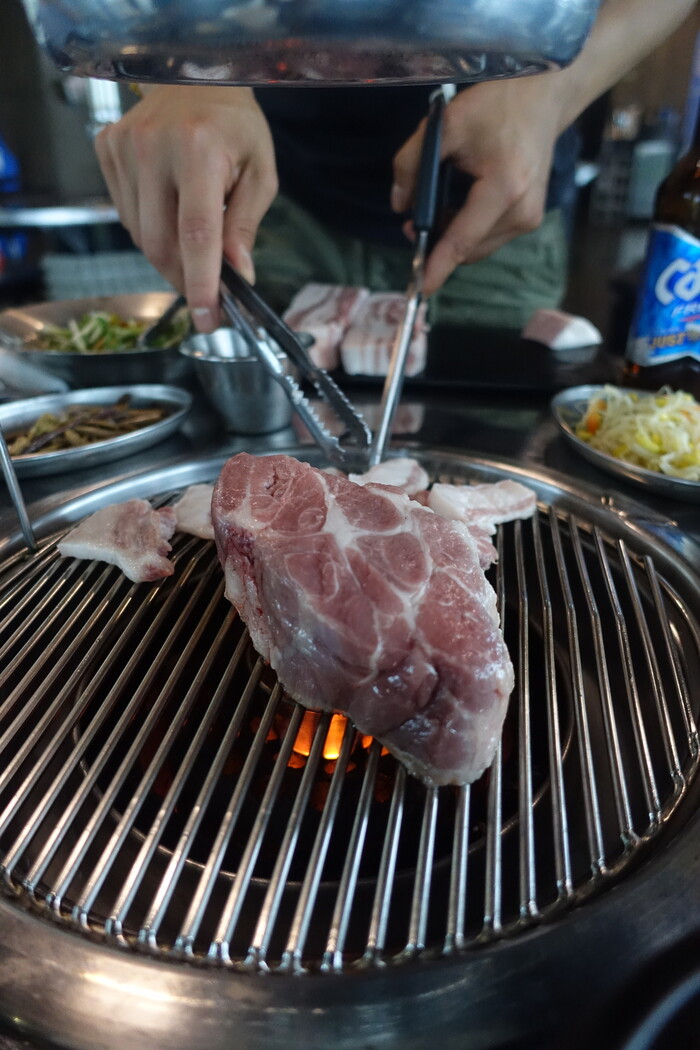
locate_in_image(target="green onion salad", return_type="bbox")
[32,310,188,354]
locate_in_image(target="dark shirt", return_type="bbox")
[255,85,581,245]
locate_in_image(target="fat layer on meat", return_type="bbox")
[172,483,215,540]
[428,480,537,533]
[57,498,177,582]
[348,457,430,496]
[211,453,514,786]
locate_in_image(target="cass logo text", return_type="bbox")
[655,257,700,306]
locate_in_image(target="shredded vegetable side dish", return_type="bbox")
[575,385,700,480]
[31,310,188,354]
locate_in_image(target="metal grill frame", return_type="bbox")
[1,446,700,1050]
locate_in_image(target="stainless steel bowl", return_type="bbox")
[180,328,295,434]
[21,0,601,86]
[0,384,192,478]
[0,293,193,390]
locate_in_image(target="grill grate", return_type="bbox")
[0,455,699,974]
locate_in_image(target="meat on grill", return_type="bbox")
[211,452,514,786]
[428,480,537,533]
[282,283,369,370]
[57,498,177,582]
[348,457,430,496]
[339,292,428,377]
[348,461,530,566]
[172,483,215,540]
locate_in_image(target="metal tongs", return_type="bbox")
[368,84,450,466]
[219,83,449,471]
[220,260,372,470]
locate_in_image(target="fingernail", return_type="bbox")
[191,307,216,333]
[390,183,407,213]
[238,246,256,285]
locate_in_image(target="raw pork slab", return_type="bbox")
[282,283,369,371]
[57,499,177,582]
[339,293,428,377]
[211,453,514,786]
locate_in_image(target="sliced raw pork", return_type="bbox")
[211,452,514,786]
[339,292,428,377]
[348,457,430,496]
[172,483,215,540]
[282,283,369,371]
[428,480,537,534]
[57,499,177,582]
[522,308,602,351]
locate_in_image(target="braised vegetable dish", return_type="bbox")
[8,395,170,455]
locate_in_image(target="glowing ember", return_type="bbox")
[289,711,353,766]
[290,711,320,760]
[322,714,347,760]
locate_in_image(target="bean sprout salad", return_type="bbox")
[575,385,700,481]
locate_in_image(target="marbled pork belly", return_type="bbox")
[339,292,428,377]
[282,283,369,370]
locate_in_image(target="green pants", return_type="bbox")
[253,193,569,330]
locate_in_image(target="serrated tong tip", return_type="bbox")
[220,261,371,470]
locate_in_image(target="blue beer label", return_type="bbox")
[627,223,700,364]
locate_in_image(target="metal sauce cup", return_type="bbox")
[179,327,294,434]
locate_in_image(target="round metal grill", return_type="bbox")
[0,449,699,976]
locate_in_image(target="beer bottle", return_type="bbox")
[624,103,700,396]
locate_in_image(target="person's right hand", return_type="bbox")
[95,85,278,331]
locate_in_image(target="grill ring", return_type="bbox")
[0,445,699,1049]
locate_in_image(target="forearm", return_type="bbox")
[553,0,698,132]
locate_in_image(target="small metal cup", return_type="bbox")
[179,327,294,434]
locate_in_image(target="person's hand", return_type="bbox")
[390,76,570,297]
[95,85,278,331]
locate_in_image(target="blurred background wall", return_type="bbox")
[0,0,110,199]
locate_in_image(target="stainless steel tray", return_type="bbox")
[551,384,700,504]
[20,0,601,86]
[0,293,191,389]
[0,385,191,478]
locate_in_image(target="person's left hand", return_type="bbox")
[390,75,571,297]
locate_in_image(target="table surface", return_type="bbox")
[1,349,698,561]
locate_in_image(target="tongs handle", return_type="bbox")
[0,424,37,552]
[367,87,447,468]
[413,88,446,234]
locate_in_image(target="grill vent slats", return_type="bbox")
[0,461,699,974]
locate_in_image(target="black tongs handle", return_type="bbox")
[413,88,446,235]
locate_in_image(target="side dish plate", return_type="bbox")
[551,384,700,504]
[0,384,191,478]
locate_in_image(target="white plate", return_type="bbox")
[551,384,700,504]
[0,385,191,478]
